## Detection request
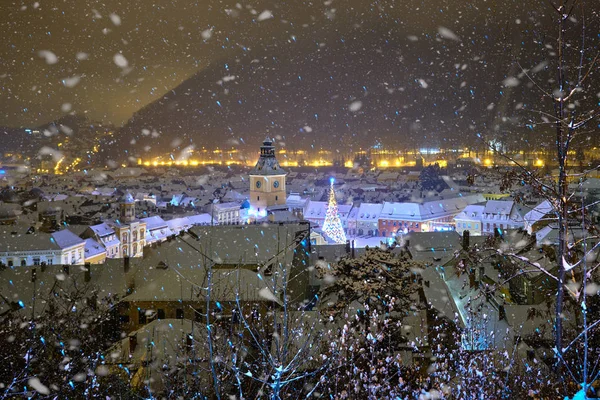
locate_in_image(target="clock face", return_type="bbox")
[273,180,280,188]
[255,180,262,188]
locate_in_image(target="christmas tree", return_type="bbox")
[322,178,347,244]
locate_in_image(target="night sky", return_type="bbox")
[1,0,598,151]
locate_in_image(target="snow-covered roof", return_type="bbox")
[0,230,61,252]
[483,200,514,215]
[357,203,383,221]
[119,191,135,204]
[141,215,168,231]
[186,213,213,225]
[380,202,423,220]
[524,200,554,226]
[213,202,240,211]
[455,205,485,220]
[166,217,191,233]
[286,194,309,209]
[51,229,85,249]
[89,222,115,237]
[146,227,170,243]
[304,201,352,219]
[84,238,106,258]
[249,138,286,176]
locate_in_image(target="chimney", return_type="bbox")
[351,240,355,258]
[469,268,476,289]
[499,304,506,321]
[63,265,69,275]
[84,263,91,282]
[345,240,351,254]
[128,334,137,355]
[462,230,470,249]
[124,256,130,273]
[31,268,37,282]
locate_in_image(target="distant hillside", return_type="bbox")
[1,115,112,161]
[113,15,599,161]
[114,25,520,159]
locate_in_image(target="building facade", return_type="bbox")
[249,138,287,214]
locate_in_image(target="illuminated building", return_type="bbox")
[83,192,146,258]
[249,138,287,213]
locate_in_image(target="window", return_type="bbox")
[21,259,26,266]
[47,259,53,265]
[257,196,260,201]
[275,196,278,201]
[157,309,165,319]
[133,243,138,255]
[8,260,13,267]
[133,231,138,241]
[176,309,184,319]
[33,258,40,266]
[475,224,479,229]
[139,309,147,324]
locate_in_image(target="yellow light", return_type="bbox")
[344,160,354,168]
[152,161,158,167]
[143,161,150,166]
[484,159,492,166]
[534,159,544,167]
[190,160,199,166]
[380,160,389,167]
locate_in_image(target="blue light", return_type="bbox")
[330,177,335,185]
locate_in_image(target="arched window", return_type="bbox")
[133,243,138,255]
[133,231,138,242]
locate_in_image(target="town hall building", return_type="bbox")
[249,138,287,214]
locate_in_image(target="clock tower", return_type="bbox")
[249,137,287,213]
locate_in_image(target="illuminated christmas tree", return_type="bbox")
[322,178,347,244]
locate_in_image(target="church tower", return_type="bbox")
[249,138,287,213]
[119,191,136,223]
